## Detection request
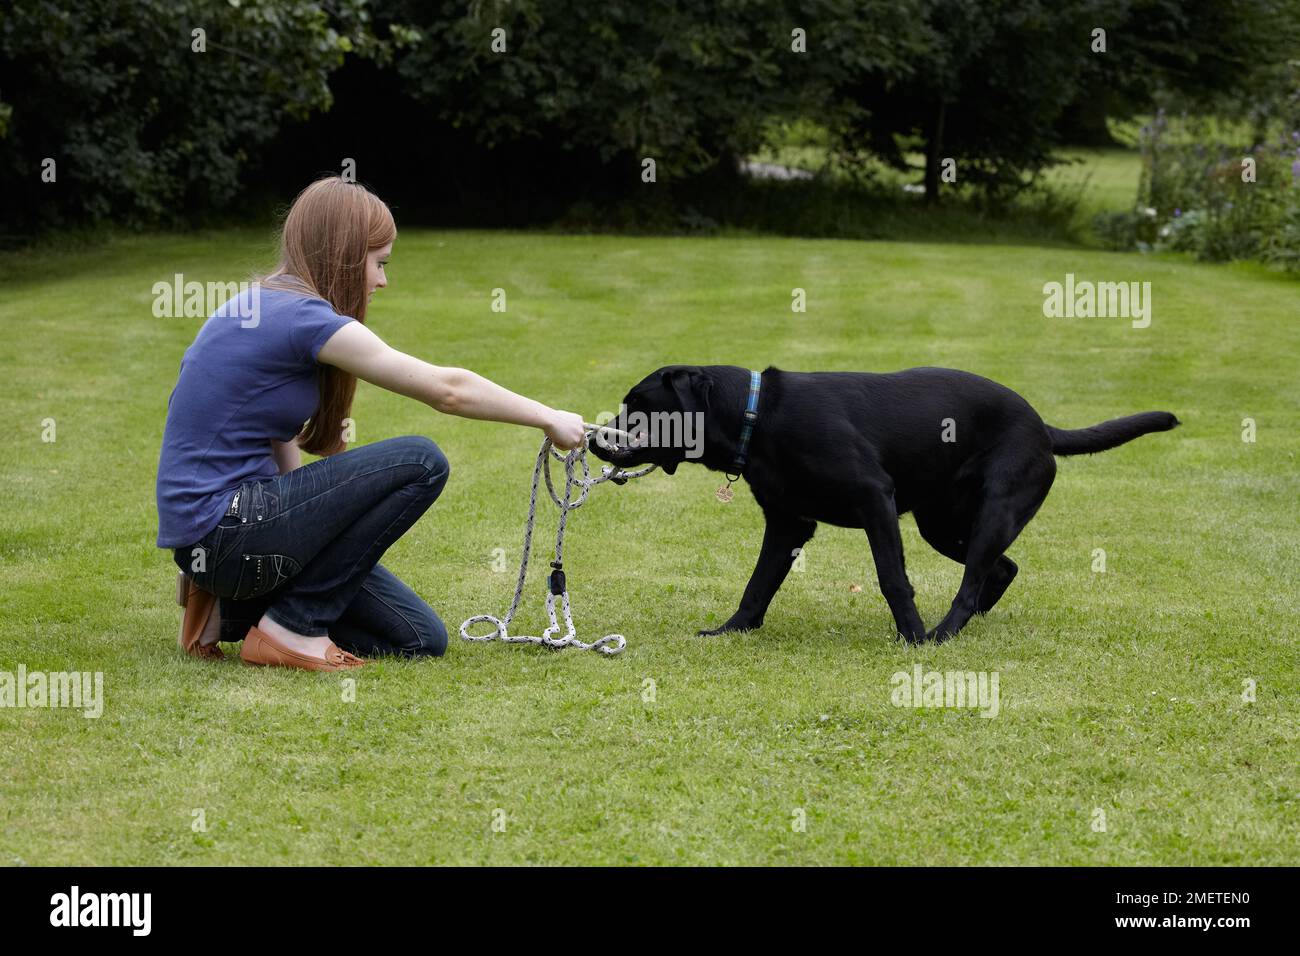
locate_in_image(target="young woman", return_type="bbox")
[157,176,587,671]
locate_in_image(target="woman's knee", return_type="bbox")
[403,607,448,658]
[380,591,448,658]
[394,435,450,496]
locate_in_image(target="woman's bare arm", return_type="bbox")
[270,436,302,474]
[316,321,586,448]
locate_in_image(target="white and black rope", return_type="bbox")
[460,423,655,656]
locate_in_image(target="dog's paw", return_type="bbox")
[696,621,755,637]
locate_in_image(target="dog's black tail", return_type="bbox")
[1047,411,1180,456]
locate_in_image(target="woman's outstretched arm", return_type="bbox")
[316,320,587,449]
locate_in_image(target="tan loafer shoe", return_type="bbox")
[177,571,225,661]
[239,625,365,672]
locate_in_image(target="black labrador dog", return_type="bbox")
[591,365,1178,643]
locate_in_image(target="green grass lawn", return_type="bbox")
[744,138,1144,248]
[750,141,1142,217]
[1,225,1297,865]
[1044,147,1145,223]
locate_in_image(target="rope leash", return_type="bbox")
[459,423,656,656]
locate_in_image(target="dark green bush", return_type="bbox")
[0,0,404,234]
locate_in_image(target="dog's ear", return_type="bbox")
[661,367,712,416]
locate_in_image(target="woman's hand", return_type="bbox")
[545,409,587,450]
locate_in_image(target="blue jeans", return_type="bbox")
[172,435,451,658]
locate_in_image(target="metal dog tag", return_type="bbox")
[715,484,734,503]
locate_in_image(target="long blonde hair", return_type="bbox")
[261,176,396,457]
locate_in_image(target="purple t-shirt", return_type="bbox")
[155,285,354,548]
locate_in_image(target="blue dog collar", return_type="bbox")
[726,369,762,481]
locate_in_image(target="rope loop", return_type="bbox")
[459,424,654,656]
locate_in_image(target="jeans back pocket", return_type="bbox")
[233,552,302,601]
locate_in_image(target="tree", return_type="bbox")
[1064,0,1300,143]
[381,0,929,177]
[0,0,407,233]
[836,0,1300,204]
[837,0,1110,204]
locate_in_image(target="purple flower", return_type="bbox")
[1174,208,1182,217]
[1292,159,1300,181]
[1292,131,1300,142]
